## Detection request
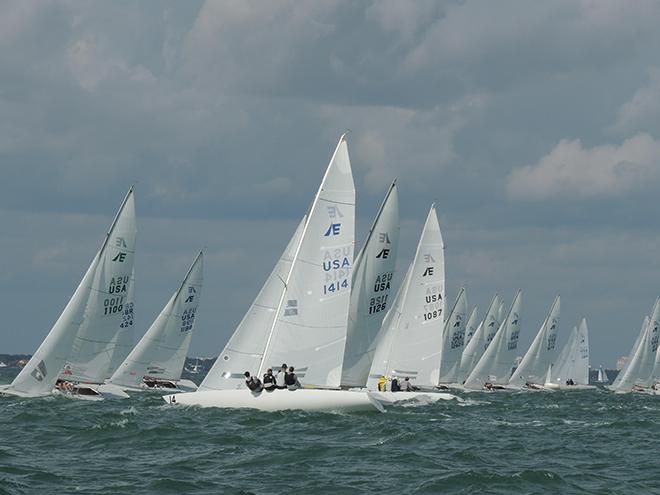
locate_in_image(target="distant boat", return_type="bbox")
[611,298,659,394]
[544,318,595,390]
[0,362,7,368]
[1,187,136,400]
[464,290,523,390]
[509,295,560,389]
[108,251,204,393]
[593,366,608,384]
[186,358,203,375]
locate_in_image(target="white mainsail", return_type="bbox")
[5,188,136,396]
[199,218,306,391]
[108,252,204,389]
[340,181,399,388]
[464,306,479,347]
[60,189,137,384]
[464,290,522,388]
[202,136,355,390]
[258,136,355,388]
[105,268,135,378]
[509,295,560,387]
[613,298,659,391]
[367,205,446,389]
[610,316,648,389]
[456,295,501,384]
[437,288,468,384]
[549,318,590,385]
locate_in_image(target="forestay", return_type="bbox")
[61,189,137,384]
[614,298,659,391]
[464,290,522,389]
[367,205,446,389]
[199,218,305,391]
[437,288,468,384]
[456,295,501,384]
[6,187,135,396]
[509,295,560,387]
[550,318,590,386]
[340,181,399,388]
[109,252,203,388]
[258,135,355,388]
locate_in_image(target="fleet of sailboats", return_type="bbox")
[2,135,659,408]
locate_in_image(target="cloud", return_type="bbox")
[506,133,660,200]
[613,67,660,133]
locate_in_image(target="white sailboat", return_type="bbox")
[612,298,659,394]
[108,251,204,393]
[455,295,501,385]
[545,318,593,390]
[339,181,399,389]
[367,206,446,390]
[105,268,135,378]
[509,295,560,389]
[166,135,381,412]
[595,366,609,385]
[436,288,468,386]
[1,187,136,399]
[464,290,522,390]
[609,316,648,390]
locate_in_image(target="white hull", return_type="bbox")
[54,383,130,400]
[369,391,459,405]
[163,388,384,412]
[544,383,596,391]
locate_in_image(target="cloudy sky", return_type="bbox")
[2,0,660,367]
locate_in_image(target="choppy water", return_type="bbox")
[1,369,659,495]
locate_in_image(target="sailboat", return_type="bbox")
[544,318,594,390]
[436,288,468,387]
[609,316,648,391]
[108,251,204,393]
[611,298,659,394]
[339,180,400,389]
[595,366,609,385]
[366,205,457,404]
[455,295,501,385]
[105,268,136,378]
[509,295,560,390]
[165,135,381,412]
[1,187,136,399]
[463,307,479,348]
[464,290,522,390]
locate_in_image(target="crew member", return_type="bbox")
[244,371,263,392]
[285,366,302,390]
[276,364,288,389]
[377,375,387,391]
[263,368,276,391]
[402,377,417,391]
[390,376,401,392]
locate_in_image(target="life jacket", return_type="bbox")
[391,378,400,392]
[285,373,296,386]
[246,377,262,391]
[263,374,276,386]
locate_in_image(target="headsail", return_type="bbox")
[464,290,522,388]
[437,288,468,384]
[340,181,399,388]
[60,188,137,384]
[108,252,203,388]
[6,187,136,396]
[456,295,500,384]
[509,295,560,387]
[199,218,306,391]
[367,205,446,389]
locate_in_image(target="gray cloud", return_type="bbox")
[2,0,660,366]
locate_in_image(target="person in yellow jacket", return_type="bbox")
[377,375,387,391]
